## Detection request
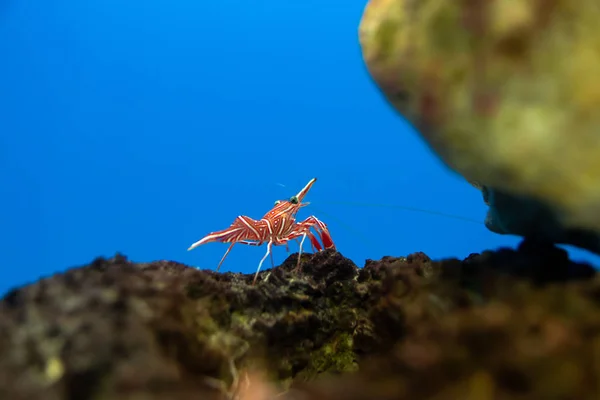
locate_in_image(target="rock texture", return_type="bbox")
[358,0,600,251]
[1,246,600,399]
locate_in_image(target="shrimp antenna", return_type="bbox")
[316,201,484,225]
[274,182,483,225]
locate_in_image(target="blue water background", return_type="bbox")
[2,0,599,295]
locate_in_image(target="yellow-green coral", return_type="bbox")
[297,332,359,381]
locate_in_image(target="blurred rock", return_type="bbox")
[358,0,600,252]
[1,247,599,399]
[479,184,600,254]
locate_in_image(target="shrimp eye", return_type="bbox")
[274,200,281,206]
[289,196,299,204]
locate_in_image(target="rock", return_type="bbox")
[0,251,364,400]
[358,0,600,249]
[480,185,600,254]
[0,248,599,399]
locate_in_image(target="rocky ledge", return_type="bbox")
[1,243,600,400]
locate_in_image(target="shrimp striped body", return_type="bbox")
[187,178,335,284]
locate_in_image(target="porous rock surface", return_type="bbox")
[358,0,600,252]
[1,245,600,399]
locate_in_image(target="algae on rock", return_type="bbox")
[1,247,599,399]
